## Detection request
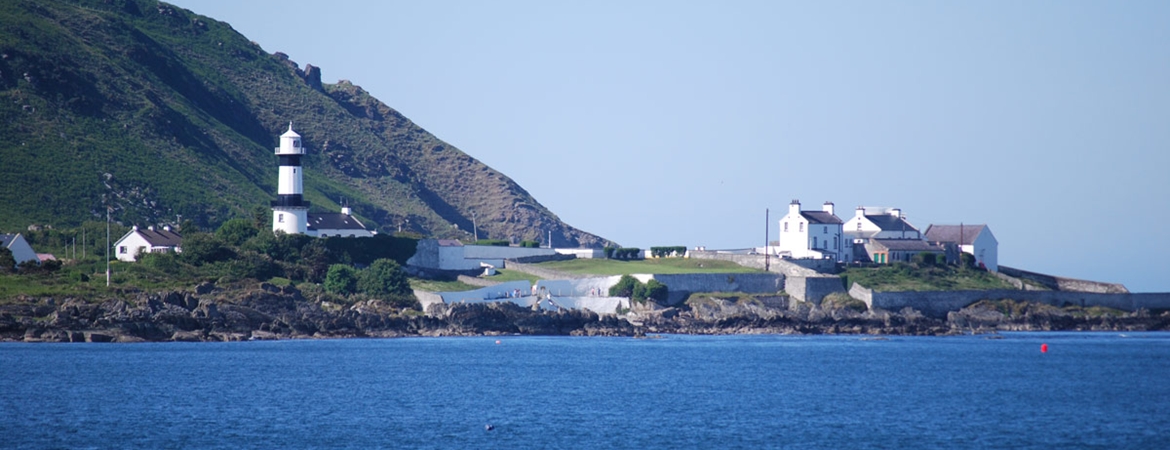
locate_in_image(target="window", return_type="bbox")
[799,223,804,232]
[824,226,828,233]
[834,236,839,248]
[812,237,817,248]
[119,246,126,254]
[783,222,788,232]
[278,214,284,223]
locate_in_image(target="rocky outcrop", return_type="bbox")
[4,288,1167,343]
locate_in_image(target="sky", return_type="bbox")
[167,1,1170,292]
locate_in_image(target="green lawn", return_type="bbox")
[408,278,480,293]
[535,258,760,276]
[841,264,1015,292]
[487,269,541,284]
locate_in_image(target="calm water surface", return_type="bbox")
[2,332,1168,449]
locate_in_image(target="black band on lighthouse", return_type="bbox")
[271,195,309,208]
[279,155,302,166]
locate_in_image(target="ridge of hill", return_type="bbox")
[0,0,608,247]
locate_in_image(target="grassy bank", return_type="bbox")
[842,263,1014,292]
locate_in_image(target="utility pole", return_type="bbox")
[471,210,478,241]
[106,207,110,287]
[765,208,770,272]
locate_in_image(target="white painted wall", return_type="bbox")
[556,248,604,259]
[277,166,302,195]
[3,234,38,265]
[968,228,998,272]
[778,201,849,262]
[272,208,308,235]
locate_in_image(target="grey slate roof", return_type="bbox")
[871,239,945,252]
[0,234,20,248]
[924,224,987,245]
[800,211,843,224]
[307,213,367,231]
[136,229,182,247]
[866,215,918,232]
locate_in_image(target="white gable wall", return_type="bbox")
[3,234,38,265]
[967,228,998,272]
[114,232,152,262]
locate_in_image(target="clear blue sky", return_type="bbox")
[168,1,1169,292]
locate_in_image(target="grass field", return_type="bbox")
[487,269,541,284]
[534,257,760,276]
[841,264,1014,292]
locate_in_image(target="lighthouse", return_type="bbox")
[271,123,310,234]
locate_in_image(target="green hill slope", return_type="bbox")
[0,0,607,247]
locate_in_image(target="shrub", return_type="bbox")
[650,246,687,258]
[603,246,615,259]
[473,239,510,247]
[357,258,412,297]
[643,279,668,303]
[180,232,234,266]
[216,218,259,247]
[612,247,642,260]
[324,264,359,295]
[609,274,638,298]
[0,248,14,273]
[913,252,938,267]
[519,240,540,248]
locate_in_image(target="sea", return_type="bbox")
[2,332,1168,449]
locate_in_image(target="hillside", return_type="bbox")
[0,0,607,247]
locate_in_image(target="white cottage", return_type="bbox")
[777,200,850,262]
[843,206,922,242]
[924,224,998,271]
[0,233,39,266]
[113,226,182,262]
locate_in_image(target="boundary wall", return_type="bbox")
[848,283,1170,319]
[786,276,846,304]
[637,273,785,304]
[998,265,1129,293]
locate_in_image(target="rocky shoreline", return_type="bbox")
[3,283,1168,343]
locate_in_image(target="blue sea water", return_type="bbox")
[2,333,1169,449]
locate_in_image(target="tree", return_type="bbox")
[180,232,234,266]
[0,247,16,273]
[324,264,359,295]
[216,218,258,247]
[357,258,411,297]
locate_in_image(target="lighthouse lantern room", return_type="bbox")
[272,123,310,234]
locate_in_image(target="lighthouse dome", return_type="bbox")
[281,123,301,138]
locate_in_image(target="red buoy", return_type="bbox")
[1041,343,1048,353]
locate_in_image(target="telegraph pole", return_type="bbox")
[765,208,770,272]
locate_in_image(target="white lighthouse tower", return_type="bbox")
[272,123,310,234]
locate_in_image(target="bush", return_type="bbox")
[357,258,412,297]
[216,218,259,247]
[473,239,510,247]
[0,248,15,273]
[324,264,359,295]
[650,246,687,258]
[611,247,642,260]
[519,240,540,248]
[603,246,615,259]
[642,279,668,303]
[180,232,234,266]
[609,274,638,298]
[913,252,938,267]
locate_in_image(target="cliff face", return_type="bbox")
[0,0,608,247]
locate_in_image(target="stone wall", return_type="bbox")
[849,283,1170,319]
[998,265,1129,293]
[786,276,846,304]
[644,273,785,304]
[509,253,577,264]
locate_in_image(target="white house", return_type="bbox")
[777,200,850,262]
[0,233,39,266]
[924,224,998,271]
[843,206,922,243]
[113,226,182,262]
[308,205,373,238]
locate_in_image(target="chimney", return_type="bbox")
[132,225,138,231]
[148,225,155,231]
[822,201,835,216]
[163,226,171,232]
[889,208,902,218]
[789,199,801,217]
[341,206,352,216]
